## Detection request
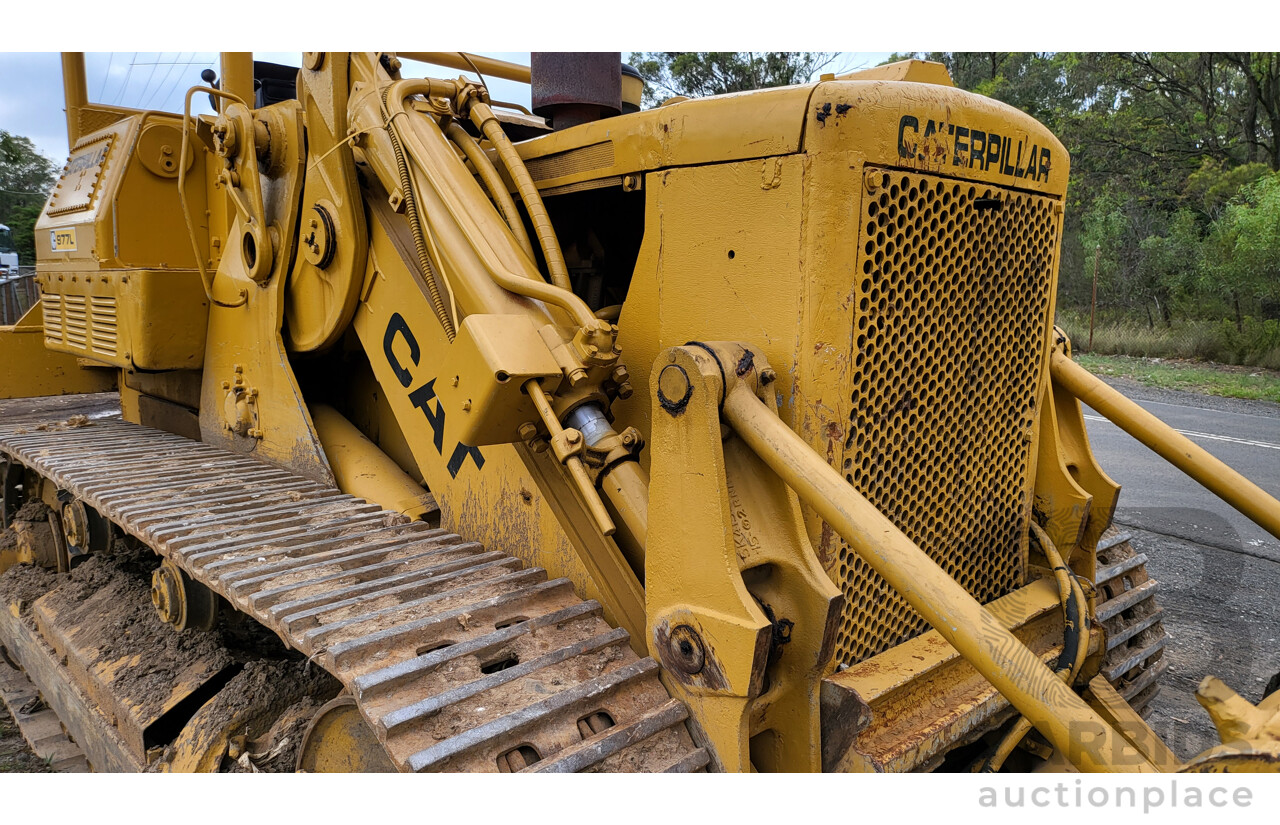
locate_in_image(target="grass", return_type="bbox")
[1057,311,1280,371]
[1076,353,1280,404]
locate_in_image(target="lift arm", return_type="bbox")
[1050,350,1280,542]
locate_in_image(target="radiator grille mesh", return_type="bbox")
[832,168,1058,665]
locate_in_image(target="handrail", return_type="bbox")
[178,86,248,308]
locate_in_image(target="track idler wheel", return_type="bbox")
[297,696,397,773]
[151,558,219,632]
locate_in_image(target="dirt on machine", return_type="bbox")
[0,51,1278,774]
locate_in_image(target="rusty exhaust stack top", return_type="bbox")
[531,52,622,130]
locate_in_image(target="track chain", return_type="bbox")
[0,416,707,772]
[1093,527,1167,712]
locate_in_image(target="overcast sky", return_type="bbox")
[0,51,890,163]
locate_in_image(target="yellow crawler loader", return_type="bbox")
[1,51,1278,773]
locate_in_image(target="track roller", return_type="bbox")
[151,558,219,632]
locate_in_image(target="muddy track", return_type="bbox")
[0,413,706,773]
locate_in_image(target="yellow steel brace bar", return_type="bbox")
[397,52,532,85]
[1050,351,1280,543]
[720,379,1156,773]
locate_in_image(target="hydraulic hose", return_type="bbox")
[443,121,537,263]
[979,522,1090,772]
[383,81,598,330]
[467,101,571,291]
[178,87,249,308]
[381,87,456,341]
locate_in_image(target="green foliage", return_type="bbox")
[1184,158,1270,218]
[1212,317,1280,368]
[1217,174,1280,303]
[627,52,840,107]
[5,203,45,266]
[0,130,57,265]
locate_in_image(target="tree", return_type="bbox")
[627,52,842,107]
[889,52,1075,128]
[1204,173,1280,326]
[1184,158,1271,219]
[1138,209,1202,324]
[0,131,58,265]
[1218,53,1280,168]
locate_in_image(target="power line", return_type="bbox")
[113,53,138,106]
[97,52,116,102]
[150,54,193,111]
[133,52,165,111]
[143,51,187,109]
[148,53,215,112]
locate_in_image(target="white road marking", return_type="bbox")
[1136,397,1280,422]
[1083,414,1280,451]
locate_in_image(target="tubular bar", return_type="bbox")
[61,53,87,149]
[310,404,437,520]
[398,52,532,85]
[720,380,1156,773]
[219,53,255,111]
[1050,350,1280,543]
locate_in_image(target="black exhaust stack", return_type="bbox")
[531,53,622,131]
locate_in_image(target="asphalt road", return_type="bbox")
[1081,377,1280,759]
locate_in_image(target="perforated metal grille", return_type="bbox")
[832,168,1058,665]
